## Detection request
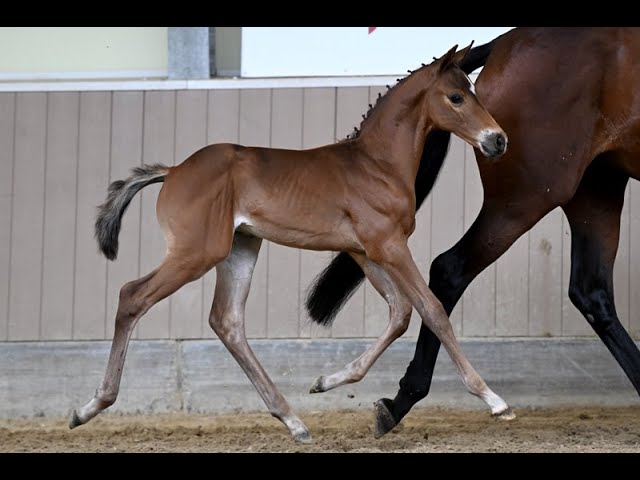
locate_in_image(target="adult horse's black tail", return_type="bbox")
[304,38,498,327]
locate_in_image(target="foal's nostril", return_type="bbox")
[480,132,507,158]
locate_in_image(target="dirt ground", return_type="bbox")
[2,406,640,453]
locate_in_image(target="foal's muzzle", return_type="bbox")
[480,132,508,158]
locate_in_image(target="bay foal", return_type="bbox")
[70,44,509,443]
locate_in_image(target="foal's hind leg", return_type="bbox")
[564,159,640,394]
[310,253,412,393]
[69,252,216,428]
[209,233,312,444]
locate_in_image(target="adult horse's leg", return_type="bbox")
[374,196,553,436]
[70,251,216,428]
[563,158,640,393]
[209,233,312,444]
[368,233,513,421]
[309,253,413,393]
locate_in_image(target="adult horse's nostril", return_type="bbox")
[495,133,506,151]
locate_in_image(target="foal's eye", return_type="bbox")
[448,93,464,106]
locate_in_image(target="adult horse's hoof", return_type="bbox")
[373,398,398,438]
[293,430,314,444]
[68,409,83,429]
[493,406,516,421]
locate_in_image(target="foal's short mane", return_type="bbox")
[343,61,432,141]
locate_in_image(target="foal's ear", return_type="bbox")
[453,41,474,66]
[438,44,459,72]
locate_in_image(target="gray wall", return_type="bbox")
[1,86,639,343]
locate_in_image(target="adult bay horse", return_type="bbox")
[69,45,510,443]
[305,26,640,437]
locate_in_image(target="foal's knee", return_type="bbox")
[389,300,412,337]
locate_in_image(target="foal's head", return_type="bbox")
[425,44,507,158]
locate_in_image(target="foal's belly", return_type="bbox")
[234,215,363,253]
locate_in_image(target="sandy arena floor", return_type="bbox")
[2,406,640,453]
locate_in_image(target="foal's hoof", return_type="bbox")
[68,410,83,429]
[293,430,314,444]
[373,398,398,439]
[493,406,516,421]
[309,376,325,394]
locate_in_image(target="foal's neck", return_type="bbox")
[355,68,437,182]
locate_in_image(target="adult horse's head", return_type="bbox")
[427,43,507,158]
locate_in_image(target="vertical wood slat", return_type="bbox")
[9,93,47,341]
[331,87,369,339]
[239,89,271,339]
[298,88,335,339]
[267,88,303,338]
[528,207,563,337]
[170,90,209,340]
[137,91,175,340]
[105,92,144,340]
[430,137,465,336]
[495,232,529,336]
[629,181,640,339]
[74,92,111,340]
[40,92,79,340]
[613,184,631,330]
[204,89,240,339]
[461,143,496,337]
[0,93,15,341]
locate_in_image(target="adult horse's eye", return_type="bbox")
[449,93,463,106]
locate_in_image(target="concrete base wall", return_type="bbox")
[1,338,638,418]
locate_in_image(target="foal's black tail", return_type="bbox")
[304,38,498,327]
[95,164,170,261]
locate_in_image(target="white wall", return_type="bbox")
[241,27,513,77]
[0,27,168,81]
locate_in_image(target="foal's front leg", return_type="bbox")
[310,253,413,393]
[371,233,514,419]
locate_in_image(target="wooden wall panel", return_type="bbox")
[41,92,79,340]
[0,94,15,341]
[73,92,111,340]
[9,93,47,341]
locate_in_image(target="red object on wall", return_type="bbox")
[368,27,377,34]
